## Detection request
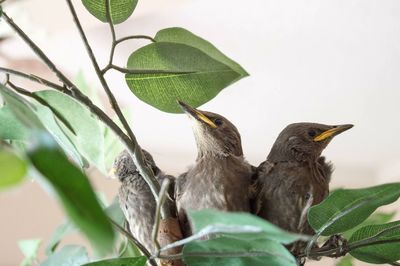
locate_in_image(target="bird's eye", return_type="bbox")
[308,130,316,138]
[214,118,223,126]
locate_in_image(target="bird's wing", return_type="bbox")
[118,176,156,252]
[251,160,274,214]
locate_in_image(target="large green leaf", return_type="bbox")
[40,245,89,266]
[349,221,400,264]
[18,239,41,266]
[183,236,296,266]
[81,0,138,24]
[342,211,396,239]
[188,209,305,244]
[0,105,27,140]
[307,183,400,236]
[28,135,114,254]
[0,147,27,189]
[155,27,248,78]
[0,84,84,167]
[82,256,146,266]
[125,42,244,113]
[34,90,105,171]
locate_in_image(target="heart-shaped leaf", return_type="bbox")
[28,134,115,254]
[349,221,400,264]
[308,183,400,236]
[82,0,138,24]
[125,33,247,113]
[0,147,28,189]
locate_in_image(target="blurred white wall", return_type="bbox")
[1,0,400,265]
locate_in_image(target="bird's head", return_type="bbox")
[110,149,159,181]
[268,122,353,162]
[178,100,243,158]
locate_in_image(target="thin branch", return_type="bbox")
[0,67,65,91]
[64,0,164,215]
[2,12,75,89]
[108,218,157,266]
[152,178,171,256]
[6,81,77,134]
[116,35,156,44]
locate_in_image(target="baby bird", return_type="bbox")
[253,123,353,252]
[111,149,173,253]
[175,101,253,236]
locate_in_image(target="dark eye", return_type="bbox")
[308,130,316,137]
[214,118,223,126]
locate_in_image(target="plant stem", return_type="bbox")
[0,67,65,91]
[108,218,157,266]
[64,0,166,216]
[116,35,156,44]
[152,178,171,255]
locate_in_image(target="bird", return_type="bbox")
[252,123,353,253]
[175,101,254,236]
[110,149,175,253]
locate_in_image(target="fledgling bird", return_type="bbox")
[176,101,253,236]
[111,149,174,253]
[253,123,353,246]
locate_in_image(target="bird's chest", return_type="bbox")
[269,163,328,205]
[180,160,250,211]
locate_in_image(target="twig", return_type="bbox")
[108,217,157,266]
[6,81,77,134]
[0,67,65,92]
[116,35,156,44]
[152,178,171,256]
[64,0,165,215]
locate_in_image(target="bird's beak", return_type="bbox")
[314,124,354,142]
[177,100,217,128]
[108,167,117,179]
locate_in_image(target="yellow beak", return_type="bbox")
[177,100,217,128]
[314,124,354,142]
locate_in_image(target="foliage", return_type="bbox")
[0,0,399,266]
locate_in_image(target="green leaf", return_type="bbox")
[34,90,105,171]
[28,135,114,254]
[155,27,248,77]
[349,220,400,264]
[342,211,396,239]
[335,255,354,266]
[0,84,84,167]
[0,105,27,140]
[81,0,138,24]
[187,209,306,244]
[18,239,41,266]
[82,256,147,266]
[118,240,141,258]
[40,245,89,266]
[183,236,296,266]
[0,148,27,189]
[308,183,400,236]
[45,221,77,256]
[125,42,244,113]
